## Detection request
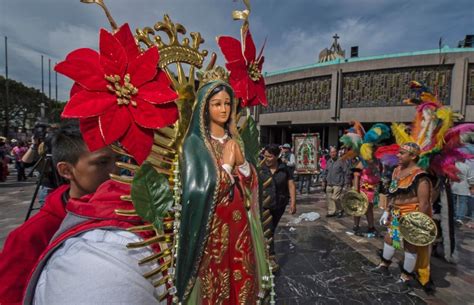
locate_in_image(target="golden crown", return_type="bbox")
[197,66,229,85]
[135,14,208,69]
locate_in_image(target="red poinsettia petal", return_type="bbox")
[99,29,127,77]
[226,61,248,82]
[243,29,256,64]
[229,72,251,100]
[136,72,178,104]
[79,117,106,152]
[217,36,246,64]
[98,107,131,145]
[255,78,268,107]
[244,79,267,107]
[62,90,117,118]
[120,122,153,164]
[130,99,179,129]
[62,48,96,63]
[55,49,108,91]
[127,46,159,87]
[113,23,140,61]
[70,82,84,98]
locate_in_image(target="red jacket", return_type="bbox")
[0,184,69,305]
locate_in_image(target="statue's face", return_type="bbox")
[208,90,231,127]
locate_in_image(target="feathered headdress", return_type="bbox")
[340,122,391,162]
[430,123,474,181]
[392,81,472,179]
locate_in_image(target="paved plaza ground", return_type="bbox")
[0,167,472,305]
[275,189,473,305]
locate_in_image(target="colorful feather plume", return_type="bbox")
[427,123,474,180]
[360,143,373,161]
[430,148,473,181]
[434,107,454,150]
[375,144,399,167]
[388,81,473,181]
[445,123,474,145]
[349,121,366,138]
[364,123,391,144]
[391,123,413,145]
[341,149,358,161]
[340,133,362,151]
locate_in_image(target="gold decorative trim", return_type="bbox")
[126,234,173,248]
[135,14,208,69]
[232,210,243,222]
[233,270,243,281]
[109,173,133,184]
[139,249,172,265]
[143,260,172,279]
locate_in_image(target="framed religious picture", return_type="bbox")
[292,133,320,174]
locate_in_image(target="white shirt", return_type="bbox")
[33,229,167,305]
[451,160,474,196]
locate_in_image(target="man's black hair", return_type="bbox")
[264,144,280,157]
[51,120,87,165]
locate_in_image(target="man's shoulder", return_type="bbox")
[34,229,163,305]
[277,162,290,172]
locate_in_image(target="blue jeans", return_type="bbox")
[298,175,312,194]
[452,194,469,221]
[467,196,473,220]
[38,186,53,207]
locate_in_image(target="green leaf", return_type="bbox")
[240,115,260,167]
[131,162,173,231]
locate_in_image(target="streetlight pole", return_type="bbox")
[3,36,9,137]
[40,55,45,120]
[41,55,44,94]
[48,58,51,100]
[48,58,51,121]
[55,63,58,101]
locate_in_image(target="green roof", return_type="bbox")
[264,47,474,77]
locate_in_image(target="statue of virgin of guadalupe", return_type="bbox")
[175,71,270,304]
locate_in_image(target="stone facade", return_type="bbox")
[341,65,452,108]
[258,49,474,146]
[263,76,331,113]
[467,64,474,105]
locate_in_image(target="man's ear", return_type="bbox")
[57,162,74,181]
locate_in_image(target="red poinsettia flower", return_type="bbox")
[55,23,179,164]
[217,29,267,107]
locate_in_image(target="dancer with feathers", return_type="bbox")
[339,122,391,237]
[371,81,473,294]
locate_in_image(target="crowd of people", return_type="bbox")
[274,124,473,295]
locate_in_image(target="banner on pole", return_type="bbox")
[292,133,320,174]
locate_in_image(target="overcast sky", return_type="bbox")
[0,0,473,101]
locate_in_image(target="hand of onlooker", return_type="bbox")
[379,211,389,226]
[289,203,296,214]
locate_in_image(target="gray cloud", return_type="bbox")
[0,0,472,101]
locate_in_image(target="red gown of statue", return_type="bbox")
[197,137,258,305]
